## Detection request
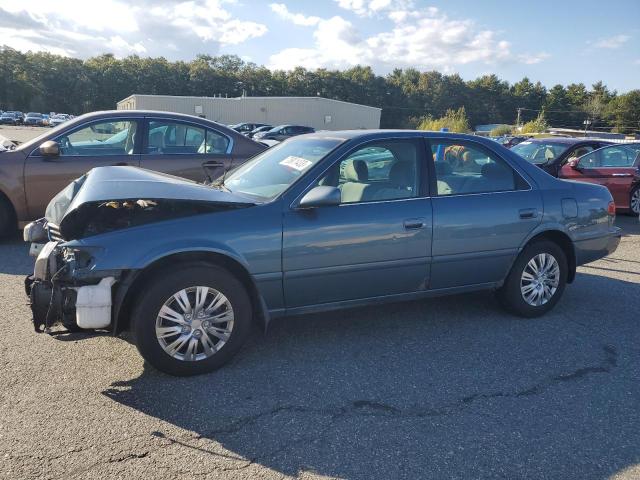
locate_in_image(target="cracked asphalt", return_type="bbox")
[1,216,639,479]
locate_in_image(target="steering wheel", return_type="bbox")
[58,136,73,155]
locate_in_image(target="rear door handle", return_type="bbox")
[403,218,425,229]
[519,208,537,219]
[203,161,224,168]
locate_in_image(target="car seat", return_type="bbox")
[340,159,371,203]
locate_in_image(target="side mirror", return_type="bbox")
[39,140,60,157]
[298,186,341,209]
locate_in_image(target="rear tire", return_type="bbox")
[497,240,568,318]
[132,264,252,376]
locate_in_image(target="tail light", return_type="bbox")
[607,201,616,216]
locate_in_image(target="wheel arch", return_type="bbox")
[521,229,576,283]
[112,250,270,335]
[0,188,18,234]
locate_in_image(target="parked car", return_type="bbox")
[496,135,529,148]
[24,112,46,126]
[247,125,273,138]
[559,143,640,215]
[23,130,620,375]
[229,122,271,135]
[253,124,315,141]
[511,137,612,176]
[49,114,71,127]
[0,111,23,125]
[0,110,266,235]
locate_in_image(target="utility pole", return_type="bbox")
[516,108,522,130]
[583,119,591,137]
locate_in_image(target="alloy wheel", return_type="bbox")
[155,286,234,362]
[520,253,560,307]
[631,188,640,215]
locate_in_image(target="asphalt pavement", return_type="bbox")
[1,217,639,479]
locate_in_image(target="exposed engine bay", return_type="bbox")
[59,198,242,240]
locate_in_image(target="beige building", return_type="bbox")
[116,94,381,130]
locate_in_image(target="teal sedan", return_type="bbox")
[24,130,621,375]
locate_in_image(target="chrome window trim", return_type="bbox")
[578,165,637,170]
[142,116,234,155]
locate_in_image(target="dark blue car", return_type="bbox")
[24,130,621,375]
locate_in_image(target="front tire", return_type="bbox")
[132,264,252,376]
[497,240,568,318]
[630,186,640,216]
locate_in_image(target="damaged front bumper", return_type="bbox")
[25,238,121,333]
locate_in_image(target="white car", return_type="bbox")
[49,114,70,127]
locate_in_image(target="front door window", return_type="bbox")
[58,120,137,156]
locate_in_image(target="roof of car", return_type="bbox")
[519,137,610,145]
[303,129,499,142]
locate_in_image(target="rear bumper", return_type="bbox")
[574,227,621,266]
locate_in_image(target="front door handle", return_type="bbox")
[403,218,426,229]
[519,208,537,219]
[611,173,632,177]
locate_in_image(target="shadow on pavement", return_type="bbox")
[103,271,640,479]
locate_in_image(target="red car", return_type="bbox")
[559,143,640,215]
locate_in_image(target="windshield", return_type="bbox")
[224,137,343,200]
[511,141,570,164]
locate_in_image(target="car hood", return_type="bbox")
[46,166,255,239]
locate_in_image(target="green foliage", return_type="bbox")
[0,46,637,133]
[417,107,471,133]
[520,111,549,134]
[490,125,514,136]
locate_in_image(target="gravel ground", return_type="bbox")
[0,125,49,145]
[1,217,639,480]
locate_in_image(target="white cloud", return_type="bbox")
[593,34,630,49]
[269,7,530,71]
[518,52,551,65]
[0,0,267,58]
[270,3,321,26]
[335,0,412,17]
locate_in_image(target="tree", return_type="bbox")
[417,107,471,133]
[490,125,514,136]
[520,110,548,134]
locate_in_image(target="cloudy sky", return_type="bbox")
[1,0,639,90]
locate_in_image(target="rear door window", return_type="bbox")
[146,120,229,154]
[431,141,525,195]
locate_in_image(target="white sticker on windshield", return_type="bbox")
[280,156,313,171]
[519,141,532,145]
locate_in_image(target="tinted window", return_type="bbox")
[58,120,137,156]
[431,142,521,195]
[146,121,229,154]
[511,141,569,164]
[317,141,419,203]
[580,145,639,168]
